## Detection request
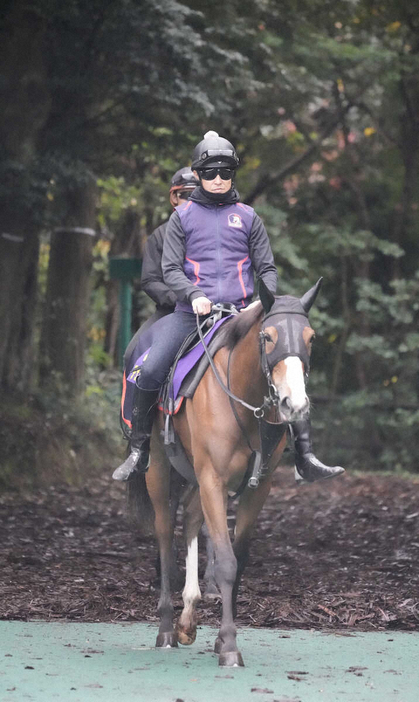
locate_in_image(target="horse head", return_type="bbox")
[259,278,323,422]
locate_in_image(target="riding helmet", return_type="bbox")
[169,167,199,193]
[191,131,239,170]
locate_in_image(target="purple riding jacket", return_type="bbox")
[162,186,278,312]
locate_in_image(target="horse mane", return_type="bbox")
[220,294,306,351]
[221,303,264,350]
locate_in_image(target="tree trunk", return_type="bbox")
[0,230,40,392]
[40,176,97,396]
[0,1,50,391]
[391,74,419,279]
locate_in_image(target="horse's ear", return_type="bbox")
[258,278,275,314]
[300,277,323,313]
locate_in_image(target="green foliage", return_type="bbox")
[3,0,419,478]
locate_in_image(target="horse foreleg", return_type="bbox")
[153,471,184,590]
[199,471,244,668]
[155,519,178,647]
[168,469,185,591]
[231,538,250,620]
[146,444,178,648]
[202,522,220,598]
[176,487,203,645]
[232,477,273,618]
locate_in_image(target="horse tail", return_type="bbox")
[127,472,155,535]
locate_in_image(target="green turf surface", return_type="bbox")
[1,622,418,701]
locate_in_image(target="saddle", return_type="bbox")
[159,304,236,416]
[157,305,236,486]
[123,304,286,493]
[159,306,287,493]
[122,304,235,426]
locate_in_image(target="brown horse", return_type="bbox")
[129,279,322,667]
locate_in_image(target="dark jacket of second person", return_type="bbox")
[141,222,177,312]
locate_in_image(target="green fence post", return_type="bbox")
[109,257,142,370]
[119,280,132,369]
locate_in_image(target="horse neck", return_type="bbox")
[229,323,266,407]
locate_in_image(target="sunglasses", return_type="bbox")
[176,190,193,200]
[200,167,234,181]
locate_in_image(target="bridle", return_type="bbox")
[196,311,273,420]
[195,302,314,493]
[260,308,311,381]
[196,303,313,493]
[196,303,312,421]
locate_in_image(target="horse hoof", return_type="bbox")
[156,632,178,648]
[176,627,197,646]
[219,651,245,667]
[177,631,196,646]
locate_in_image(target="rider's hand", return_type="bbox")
[192,296,212,315]
[240,299,261,313]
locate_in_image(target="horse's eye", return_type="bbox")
[264,332,273,343]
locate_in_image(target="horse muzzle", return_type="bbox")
[272,357,310,422]
[277,393,310,422]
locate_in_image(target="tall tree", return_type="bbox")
[40,174,97,395]
[0,0,262,395]
[0,1,50,390]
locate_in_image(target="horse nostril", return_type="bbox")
[280,397,292,411]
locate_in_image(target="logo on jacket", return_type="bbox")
[228,213,243,228]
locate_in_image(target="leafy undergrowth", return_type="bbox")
[1,465,419,632]
[0,388,123,491]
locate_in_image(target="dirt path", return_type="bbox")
[1,467,419,631]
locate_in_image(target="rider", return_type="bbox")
[113,131,344,484]
[123,167,198,367]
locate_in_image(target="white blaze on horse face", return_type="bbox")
[273,357,309,419]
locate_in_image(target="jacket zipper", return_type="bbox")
[215,207,222,302]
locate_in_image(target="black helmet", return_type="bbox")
[191,131,239,170]
[170,167,199,192]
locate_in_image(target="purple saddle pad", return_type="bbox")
[126,316,230,402]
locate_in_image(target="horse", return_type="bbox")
[129,278,322,667]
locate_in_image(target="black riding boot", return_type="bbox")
[112,387,159,481]
[292,418,345,483]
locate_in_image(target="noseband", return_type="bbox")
[197,303,311,419]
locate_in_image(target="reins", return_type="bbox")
[196,309,289,494]
[195,310,278,420]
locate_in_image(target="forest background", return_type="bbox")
[1,0,418,489]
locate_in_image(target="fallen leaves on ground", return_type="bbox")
[1,466,419,632]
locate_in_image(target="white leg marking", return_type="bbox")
[182,536,201,614]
